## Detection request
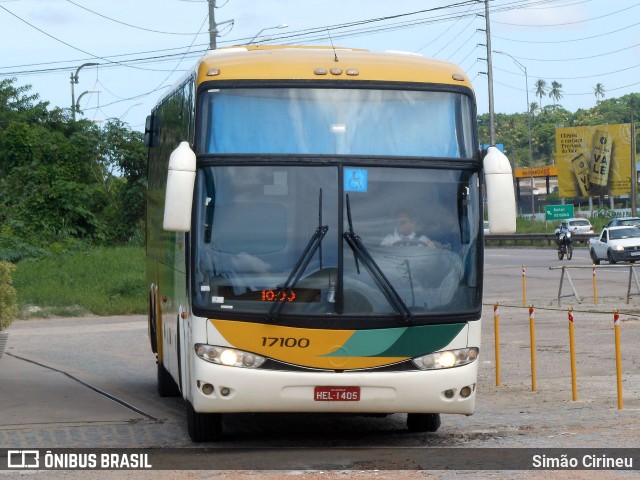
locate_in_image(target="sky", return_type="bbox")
[2,0,640,133]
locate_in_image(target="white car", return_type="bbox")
[564,217,593,233]
[589,226,640,264]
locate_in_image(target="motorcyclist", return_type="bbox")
[555,221,572,249]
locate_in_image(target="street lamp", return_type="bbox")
[75,90,101,117]
[494,50,535,215]
[249,23,288,44]
[70,62,98,121]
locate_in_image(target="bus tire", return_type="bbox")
[157,362,181,397]
[407,413,441,433]
[186,401,222,442]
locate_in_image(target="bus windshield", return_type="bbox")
[192,165,481,325]
[197,88,475,158]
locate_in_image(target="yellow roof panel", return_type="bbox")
[196,45,472,89]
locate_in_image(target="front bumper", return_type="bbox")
[189,354,478,416]
[610,249,640,262]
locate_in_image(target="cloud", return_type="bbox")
[29,3,77,27]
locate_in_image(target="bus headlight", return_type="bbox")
[412,347,479,370]
[195,344,266,369]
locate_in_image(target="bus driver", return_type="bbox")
[381,209,436,248]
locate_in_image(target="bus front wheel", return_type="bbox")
[186,401,222,442]
[407,413,441,433]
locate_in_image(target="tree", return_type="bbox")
[97,119,147,243]
[0,78,147,251]
[534,79,547,107]
[594,83,605,103]
[529,102,540,117]
[549,81,563,104]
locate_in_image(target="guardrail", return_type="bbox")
[485,232,598,246]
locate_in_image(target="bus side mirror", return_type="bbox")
[163,141,196,232]
[144,114,158,148]
[483,146,516,234]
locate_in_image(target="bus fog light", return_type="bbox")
[220,387,231,397]
[201,383,214,395]
[412,347,479,370]
[460,386,472,398]
[444,389,455,399]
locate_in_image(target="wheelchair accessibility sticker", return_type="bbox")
[344,168,368,192]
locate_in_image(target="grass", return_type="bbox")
[13,246,146,318]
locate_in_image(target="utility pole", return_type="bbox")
[207,0,233,50]
[632,98,637,216]
[484,0,496,146]
[208,0,217,49]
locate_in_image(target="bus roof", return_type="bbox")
[195,45,473,90]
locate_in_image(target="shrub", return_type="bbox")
[0,261,19,330]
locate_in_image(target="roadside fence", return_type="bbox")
[495,263,640,308]
[488,303,629,410]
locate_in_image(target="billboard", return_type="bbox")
[556,124,632,198]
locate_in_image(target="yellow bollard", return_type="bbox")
[529,305,536,391]
[568,307,578,401]
[592,266,598,305]
[494,303,501,386]
[614,309,624,410]
[522,265,527,307]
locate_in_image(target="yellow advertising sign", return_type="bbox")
[514,166,558,178]
[556,124,632,198]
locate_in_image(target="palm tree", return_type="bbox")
[534,79,547,107]
[594,83,605,103]
[529,101,539,116]
[549,81,563,104]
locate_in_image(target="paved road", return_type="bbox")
[484,246,640,311]
[1,248,639,474]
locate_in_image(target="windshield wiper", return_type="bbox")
[268,189,328,322]
[342,194,413,321]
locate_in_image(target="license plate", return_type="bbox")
[314,386,360,401]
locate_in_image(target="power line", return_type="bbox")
[0,0,574,78]
[0,4,191,74]
[493,19,640,44]
[492,0,640,27]
[4,0,640,115]
[508,41,640,63]
[493,63,640,82]
[64,0,207,36]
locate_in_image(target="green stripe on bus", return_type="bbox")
[324,323,465,358]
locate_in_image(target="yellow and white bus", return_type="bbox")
[145,45,515,442]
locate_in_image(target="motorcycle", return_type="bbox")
[557,231,573,260]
